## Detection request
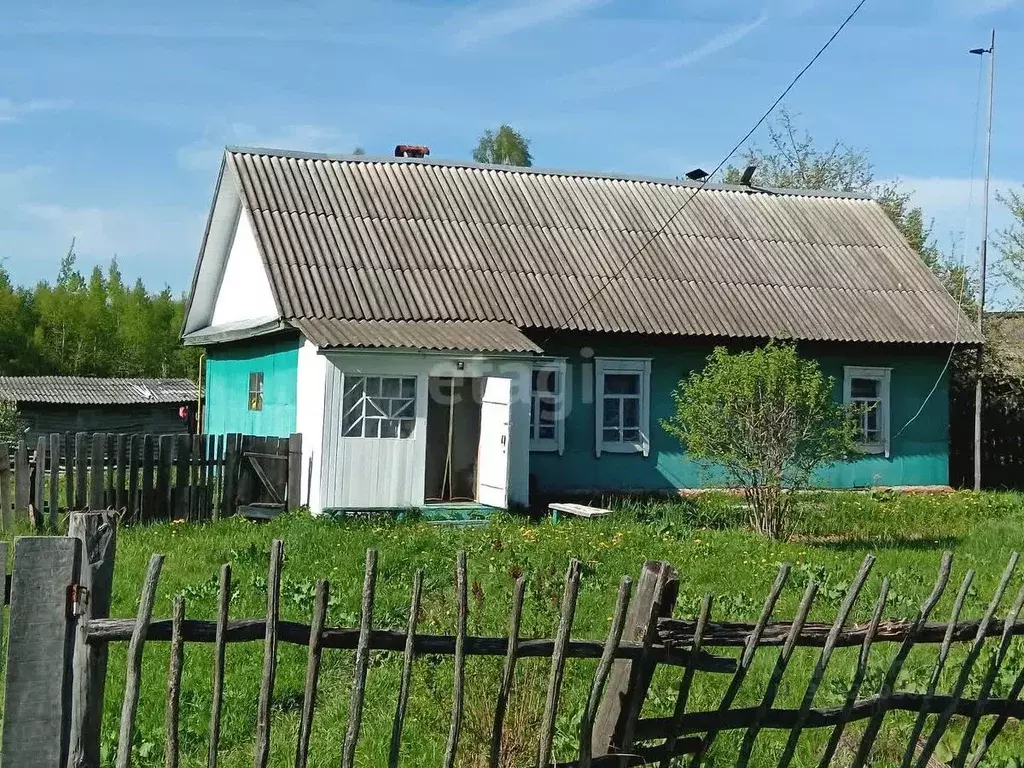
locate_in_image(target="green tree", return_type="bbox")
[18,242,201,378]
[994,189,1024,301]
[662,344,855,539]
[723,110,972,311]
[0,266,40,375]
[0,400,20,443]
[472,124,533,167]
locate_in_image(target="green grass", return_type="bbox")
[12,491,1024,766]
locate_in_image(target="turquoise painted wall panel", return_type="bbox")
[204,336,299,437]
[529,337,950,492]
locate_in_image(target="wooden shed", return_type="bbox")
[0,377,198,442]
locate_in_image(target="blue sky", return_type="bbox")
[1,0,1022,304]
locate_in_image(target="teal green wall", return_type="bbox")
[529,336,950,492]
[204,336,299,437]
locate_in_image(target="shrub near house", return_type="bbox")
[663,345,856,538]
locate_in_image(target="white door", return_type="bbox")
[476,376,512,508]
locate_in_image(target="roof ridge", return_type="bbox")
[226,146,874,201]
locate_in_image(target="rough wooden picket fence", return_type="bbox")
[5,516,1024,767]
[0,431,301,528]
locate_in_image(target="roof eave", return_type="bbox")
[179,153,231,342]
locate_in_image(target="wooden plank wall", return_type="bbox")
[0,432,245,527]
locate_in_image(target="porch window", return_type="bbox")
[844,366,891,456]
[595,358,651,457]
[530,359,566,454]
[342,375,416,439]
[248,372,264,411]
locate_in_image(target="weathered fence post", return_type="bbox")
[287,433,302,512]
[88,434,105,512]
[0,444,11,530]
[67,511,118,768]
[14,439,29,520]
[591,560,678,759]
[221,433,240,519]
[1,536,82,767]
[35,436,48,525]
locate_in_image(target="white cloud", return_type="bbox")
[896,176,1021,237]
[450,0,607,49]
[662,12,768,70]
[0,98,71,123]
[177,123,348,172]
[557,13,767,97]
[7,200,205,289]
[946,0,1018,16]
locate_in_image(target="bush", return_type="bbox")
[662,344,854,539]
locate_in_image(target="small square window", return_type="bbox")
[248,372,264,412]
[341,375,416,439]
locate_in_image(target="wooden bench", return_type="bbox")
[548,502,612,524]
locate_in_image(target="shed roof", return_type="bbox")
[212,147,979,346]
[0,378,199,405]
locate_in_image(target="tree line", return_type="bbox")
[0,244,200,379]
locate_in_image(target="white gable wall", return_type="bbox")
[211,211,278,326]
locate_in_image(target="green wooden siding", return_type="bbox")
[529,336,950,492]
[203,336,299,437]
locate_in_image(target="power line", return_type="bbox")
[547,0,870,338]
[891,55,986,442]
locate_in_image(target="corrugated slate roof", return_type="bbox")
[223,147,979,346]
[292,319,542,353]
[0,378,199,405]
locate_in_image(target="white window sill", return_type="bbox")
[600,442,647,455]
[855,443,888,456]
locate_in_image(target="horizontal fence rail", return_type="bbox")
[657,617,1024,647]
[83,621,737,672]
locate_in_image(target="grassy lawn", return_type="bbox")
[14,491,1024,766]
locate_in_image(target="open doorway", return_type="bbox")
[424,377,482,502]
[424,376,512,507]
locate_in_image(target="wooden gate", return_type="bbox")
[2,516,1024,766]
[234,434,302,519]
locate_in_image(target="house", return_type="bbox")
[0,377,198,442]
[181,147,980,513]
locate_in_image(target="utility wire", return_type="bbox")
[546,0,870,339]
[891,56,985,441]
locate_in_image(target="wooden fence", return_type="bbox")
[0,432,302,528]
[2,514,1024,767]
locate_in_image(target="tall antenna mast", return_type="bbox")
[971,29,995,492]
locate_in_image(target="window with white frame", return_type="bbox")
[248,372,264,412]
[530,360,566,453]
[342,375,416,439]
[843,366,891,456]
[595,358,651,456]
